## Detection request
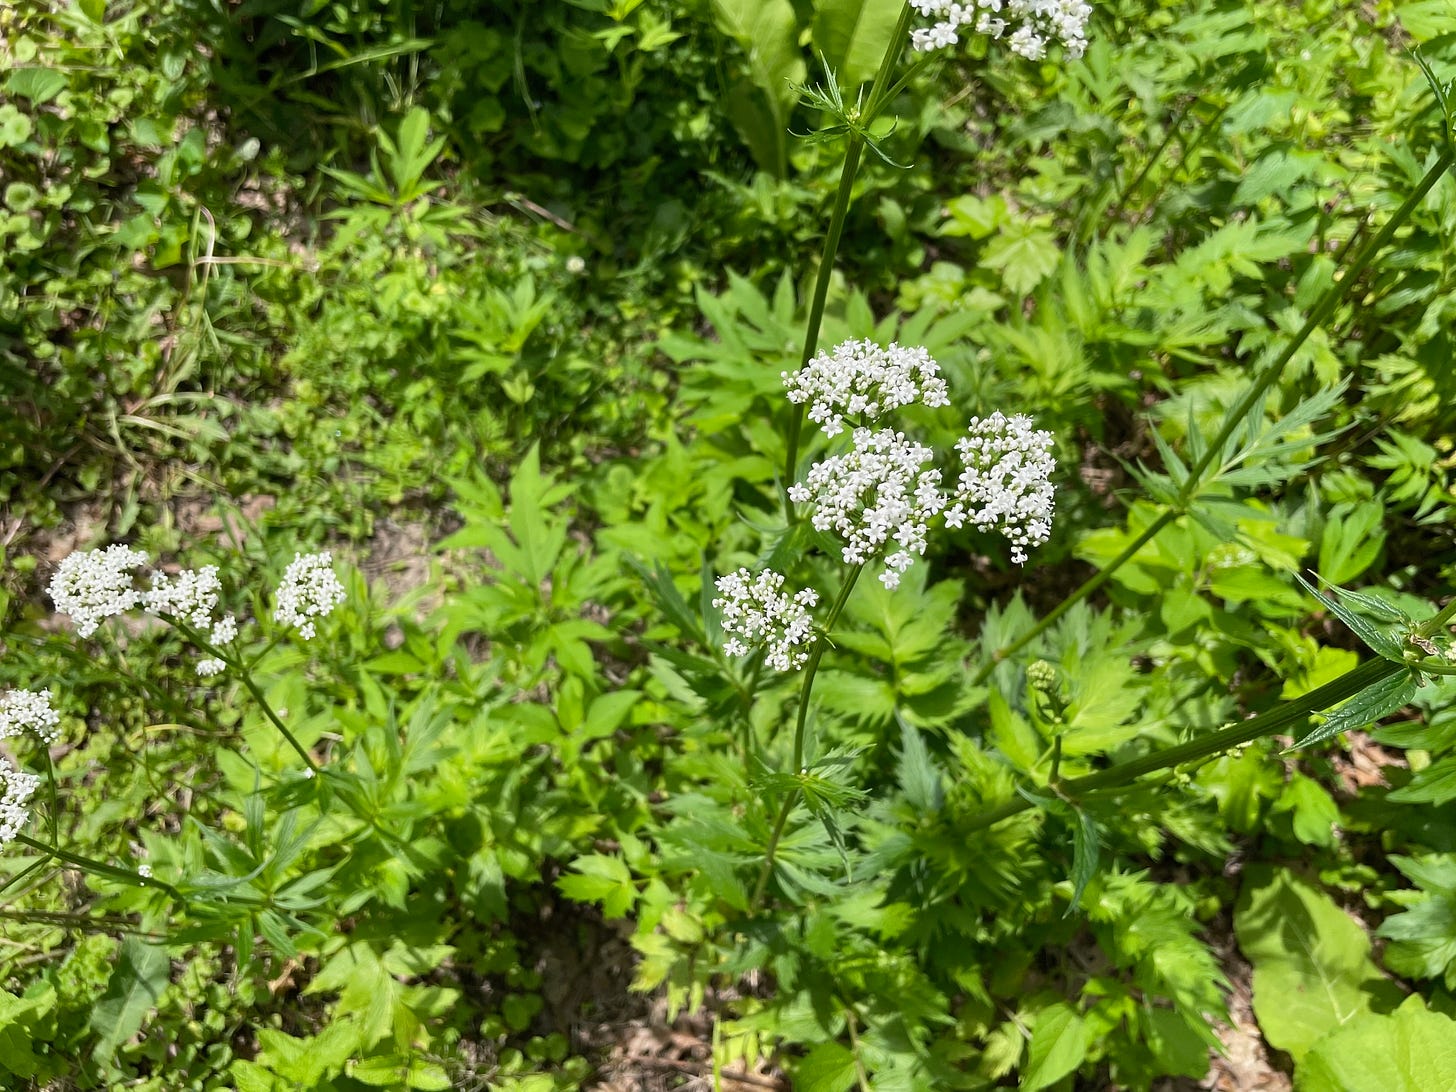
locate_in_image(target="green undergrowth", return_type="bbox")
[2,0,1456,1088]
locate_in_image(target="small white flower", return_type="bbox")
[784,340,950,439]
[143,565,223,631]
[49,545,149,637]
[712,568,820,672]
[210,614,239,645]
[943,412,1055,564]
[0,758,39,846]
[0,688,61,744]
[565,255,587,275]
[907,0,1091,58]
[790,427,946,588]
[273,552,346,640]
[137,864,153,879]
[195,658,227,678]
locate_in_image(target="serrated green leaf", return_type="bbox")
[896,716,942,812]
[1066,808,1100,915]
[981,220,1061,295]
[1296,573,1406,661]
[1291,670,1418,749]
[557,854,636,918]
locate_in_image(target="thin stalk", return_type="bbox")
[976,148,1454,677]
[783,4,916,500]
[12,832,187,903]
[961,657,1400,832]
[236,670,321,775]
[751,564,865,909]
[176,619,322,775]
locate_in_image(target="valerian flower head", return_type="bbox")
[784,339,951,438]
[943,412,1056,564]
[143,565,221,629]
[48,544,149,637]
[909,0,1091,60]
[143,565,239,650]
[789,427,947,589]
[0,758,39,846]
[273,552,346,640]
[0,689,60,744]
[713,568,820,672]
[195,658,227,678]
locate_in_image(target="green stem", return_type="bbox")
[751,564,865,910]
[236,670,322,775]
[783,5,915,502]
[976,148,1454,678]
[12,832,187,903]
[175,619,322,775]
[961,657,1400,832]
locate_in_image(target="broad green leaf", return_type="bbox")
[1022,1002,1088,1090]
[811,0,903,86]
[794,1041,858,1092]
[1388,756,1456,805]
[1377,854,1456,985]
[1234,866,1400,1061]
[1297,996,1456,1091]
[89,938,170,1064]
[6,67,68,104]
[78,0,106,23]
[711,0,806,113]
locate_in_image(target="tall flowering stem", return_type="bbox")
[973,147,1456,684]
[961,658,1401,832]
[751,563,865,910]
[783,3,916,502]
[11,832,187,904]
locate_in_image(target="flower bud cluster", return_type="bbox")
[0,759,38,847]
[0,689,60,744]
[783,340,949,438]
[713,568,820,672]
[909,0,1091,60]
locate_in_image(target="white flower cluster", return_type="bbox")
[48,544,148,638]
[0,758,38,847]
[790,428,947,589]
[0,689,61,744]
[943,412,1056,564]
[785,341,1057,583]
[909,0,1091,60]
[143,565,240,672]
[273,552,347,640]
[783,339,950,438]
[713,568,820,672]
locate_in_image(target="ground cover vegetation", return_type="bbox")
[1,0,1456,1087]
